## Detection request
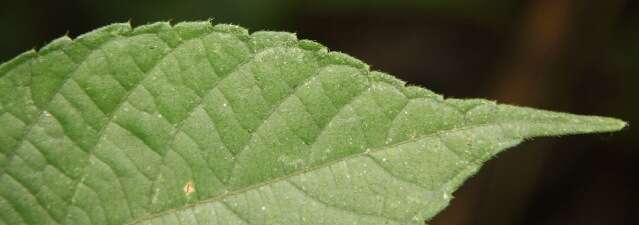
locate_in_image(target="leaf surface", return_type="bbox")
[0,21,626,225]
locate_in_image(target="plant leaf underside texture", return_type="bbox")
[0,21,625,225]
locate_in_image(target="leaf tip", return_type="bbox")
[585,116,628,133]
[550,113,627,135]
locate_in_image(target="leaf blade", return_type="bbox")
[0,21,625,225]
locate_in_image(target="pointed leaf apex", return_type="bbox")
[569,115,627,133]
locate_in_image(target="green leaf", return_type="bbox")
[0,21,625,225]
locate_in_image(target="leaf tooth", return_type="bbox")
[369,71,406,88]
[250,31,298,51]
[444,98,495,113]
[213,24,250,37]
[323,51,369,71]
[0,50,36,78]
[401,86,443,101]
[298,39,328,52]
[130,22,172,36]
[1,23,131,78]
[1,21,143,81]
[39,36,73,56]
[173,21,215,40]
[74,22,132,48]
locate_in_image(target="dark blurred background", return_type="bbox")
[1,0,636,224]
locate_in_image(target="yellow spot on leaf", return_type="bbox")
[183,181,195,195]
